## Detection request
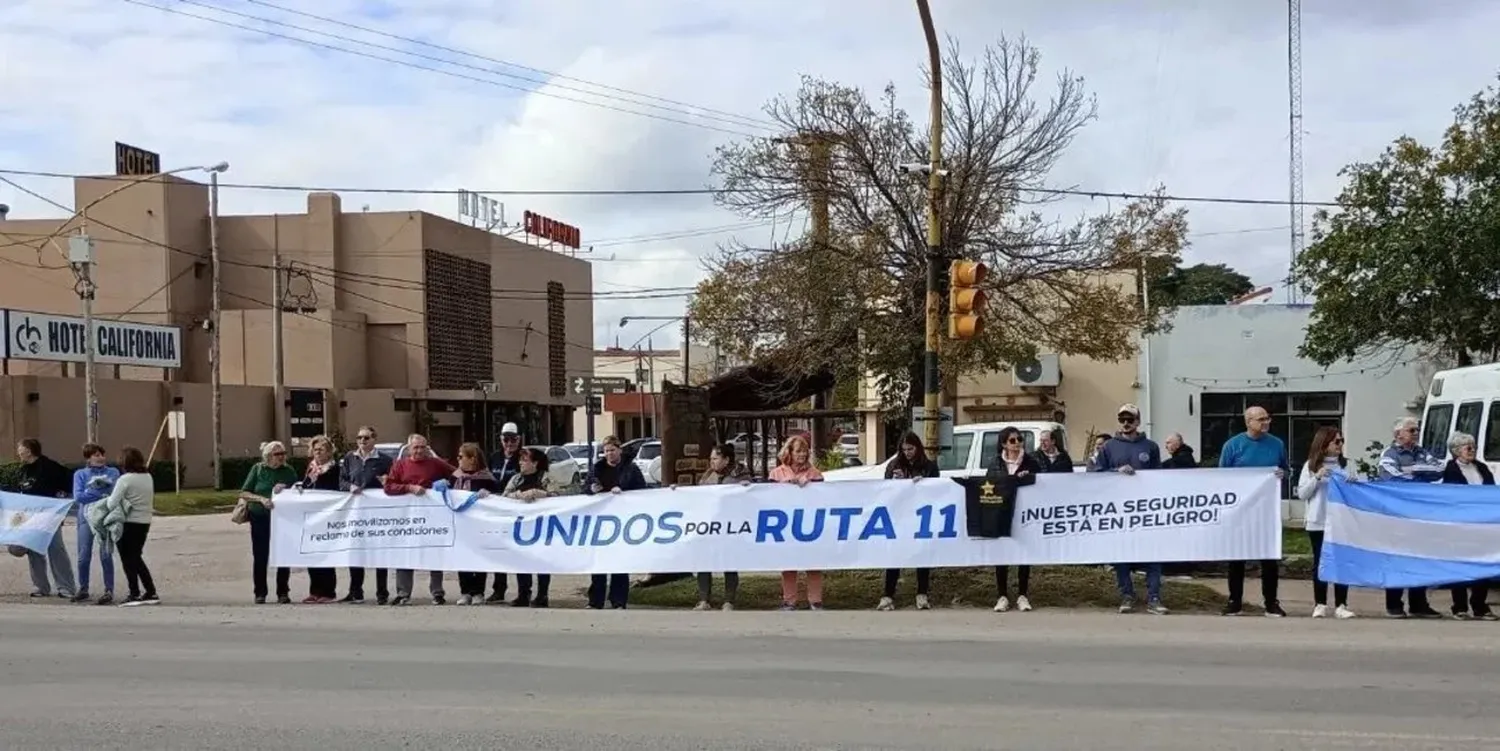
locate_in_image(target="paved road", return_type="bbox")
[1,606,1497,750]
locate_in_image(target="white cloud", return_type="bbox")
[2,0,1497,345]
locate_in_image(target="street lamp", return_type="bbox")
[619,315,691,384]
[73,163,230,447]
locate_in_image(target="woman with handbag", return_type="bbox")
[238,441,299,604]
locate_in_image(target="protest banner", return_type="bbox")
[0,491,74,555]
[269,468,1280,573]
[1323,477,1500,588]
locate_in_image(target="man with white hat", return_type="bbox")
[487,422,525,605]
[1090,404,1169,616]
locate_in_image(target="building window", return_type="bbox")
[547,281,566,398]
[423,249,494,390]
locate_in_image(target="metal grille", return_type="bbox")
[423,249,493,390]
[547,281,566,397]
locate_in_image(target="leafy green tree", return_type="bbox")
[1294,76,1500,367]
[690,37,1189,410]
[1150,263,1255,306]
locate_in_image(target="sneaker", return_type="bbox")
[1411,608,1444,619]
[1016,595,1033,612]
[1311,604,1329,619]
[376,595,389,606]
[118,595,143,607]
[809,602,823,611]
[876,596,896,611]
[1221,600,1243,616]
[277,595,292,605]
[70,591,91,604]
[1385,609,1407,618]
[1335,605,1357,619]
[432,595,447,606]
[95,593,114,606]
[510,595,532,608]
[389,595,411,606]
[915,594,931,611]
[1453,611,1474,620]
[338,592,365,604]
[254,596,267,605]
[1264,601,1287,618]
[139,594,161,606]
[1146,599,1169,615]
[485,591,507,604]
[993,596,1011,613]
[1479,611,1499,621]
[456,594,474,606]
[779,602,797,612]
[301,595,322,604]
[1118,598,1135,614]
[608,602,627,610]
[721,602,735,612]
[694,601,712,612]
[57,591,74,600]
[28,591,49,598]
[530,596,549,608]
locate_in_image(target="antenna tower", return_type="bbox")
[1286,0,1305,304]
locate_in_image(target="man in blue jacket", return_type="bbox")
[71,443,120,604]
[1091,404,1168,615]
[1375,416,1444,618]
[1217,405,1288,617]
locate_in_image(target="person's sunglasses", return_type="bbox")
[1005,438,1022,445]
[271,451,287,457]
[357,434,373,441]
[1118,415,1137,424]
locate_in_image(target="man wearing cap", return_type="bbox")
[1216,405,1290,618]
[1091,404,1169,616]
[488,422,525,605]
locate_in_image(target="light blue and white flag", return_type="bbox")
[1323,477,1500,588]
[0,491,73,554]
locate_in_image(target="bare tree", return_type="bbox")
[692,37,1188,409]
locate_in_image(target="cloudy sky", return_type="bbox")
[1,0,1495,347]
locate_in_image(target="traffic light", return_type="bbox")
[948,259,988,340]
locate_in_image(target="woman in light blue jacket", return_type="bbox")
[71,443,120,605]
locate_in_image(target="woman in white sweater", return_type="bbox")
[105,447,159,607]
[1296,426,1355,619]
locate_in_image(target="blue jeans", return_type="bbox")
[1113,563,1162,601]
[76,504,115,594]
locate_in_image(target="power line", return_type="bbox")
[121,0,767,139]
[224,0,780,132]
[0,166,1354,207]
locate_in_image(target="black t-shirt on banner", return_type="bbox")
[957,475,1018,538]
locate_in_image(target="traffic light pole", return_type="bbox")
[917,0,944,451]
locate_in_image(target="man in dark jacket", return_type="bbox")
[1162,433,1198,469]
[12,438,78,599]
[1090,405,1168,615]
[486,421,525,604]
[586,435,646,609]
[338,426,394,604]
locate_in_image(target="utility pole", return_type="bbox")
[69,235,99,443]
[916,0,945,452]
[209,167,225,488]
[271,214,286,441]
[680,316,692,384]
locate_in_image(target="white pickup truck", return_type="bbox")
[823,420,1084,481]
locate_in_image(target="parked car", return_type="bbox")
[823,421,1077,482]
[374,442,408,463]
[837,433,861,457]
[634,440,662,479]
[619,437,656,463]
[529,445,582,490]
[562,442,595,473]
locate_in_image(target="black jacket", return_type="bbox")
[590,458,646,493]
[1163,445,1198,469]
[1031,449,1074,474]
[16,456,72,497]
[304,461,342,491]
[1442,459,1495,485]
[339,450,393,491]
[986,452,1042,485]
[488,450,523,490]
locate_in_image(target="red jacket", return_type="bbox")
[383,456,455,495]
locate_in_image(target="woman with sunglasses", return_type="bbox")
[1295,426,1356,619]
[989,426,1041,613]
[240,441,299,604]
[877,432,940,611]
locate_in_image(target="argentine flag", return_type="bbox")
[1323,477,1500,588]
[0,491,74,555]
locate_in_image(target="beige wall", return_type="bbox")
[953,354,1138,458]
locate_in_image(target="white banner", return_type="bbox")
[269,468,1281,573]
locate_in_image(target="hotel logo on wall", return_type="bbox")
[0,309,182,369]
[523,211,581,249]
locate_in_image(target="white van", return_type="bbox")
[823,420,1075,482]
[1418,362,1500,470]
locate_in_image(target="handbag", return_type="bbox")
[230,498,250,525]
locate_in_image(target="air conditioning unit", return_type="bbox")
[1012,353,1062,388]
